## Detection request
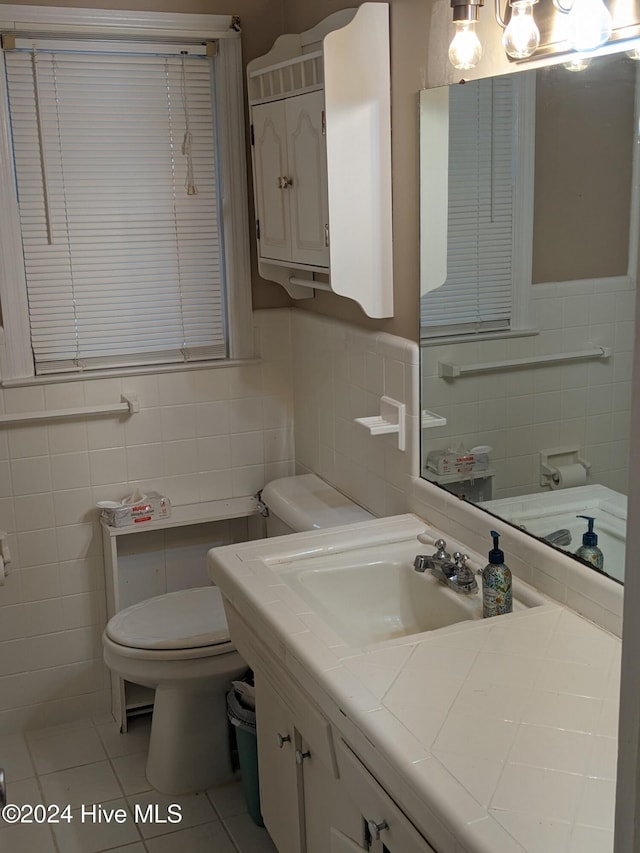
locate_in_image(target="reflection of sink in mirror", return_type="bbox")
[481,485,626,583]
[268,539,543,647]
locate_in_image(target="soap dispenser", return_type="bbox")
[574,515,604,571]
[482,530,513,618]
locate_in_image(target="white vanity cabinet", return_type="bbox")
[224,599,439,853]
[247,3,393,318]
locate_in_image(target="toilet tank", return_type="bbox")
[260,474,373,536]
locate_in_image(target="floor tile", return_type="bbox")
[126,789,217,838]
[29,726,107,774]
[145,821,236,853]
[0,778,42,827]
[224,812,278,852]
[40,760,123,809]
[51,798,142,853]
[206,780,249,819]
[112,752,153,796]
[96,715,151,759]
[0,822,57,852]
[0,733,35,781]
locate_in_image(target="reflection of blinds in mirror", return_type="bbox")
[421,76,515,338]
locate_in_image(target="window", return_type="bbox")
[0,8,251,381]
[420,73,535,341]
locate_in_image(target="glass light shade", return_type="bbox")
[566,0,613,51]
[449,20,483,69]
[502,2,541,58]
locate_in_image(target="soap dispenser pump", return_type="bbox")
[482,530,513,618]
[574,515,604,571]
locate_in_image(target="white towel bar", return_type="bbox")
[438,346,611,379]
[0,394,139,427]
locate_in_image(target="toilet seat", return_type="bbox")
[105,586,231,654]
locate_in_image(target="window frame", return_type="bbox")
[0,4,253,384]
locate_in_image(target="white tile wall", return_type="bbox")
[291,310,419,518]
[421,276,634,498]
[0,310,294,732]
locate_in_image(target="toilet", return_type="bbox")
[102,474,372,795]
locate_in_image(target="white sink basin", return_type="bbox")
[268,538,541,647]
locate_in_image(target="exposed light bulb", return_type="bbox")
[564,53,591,70]
[448,20,483,69]
[502,0,540,58]
[566,0,612,51]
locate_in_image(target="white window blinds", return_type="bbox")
[421,76,516,338]
[4,42,227,374]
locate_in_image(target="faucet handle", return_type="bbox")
[434,539,450,561]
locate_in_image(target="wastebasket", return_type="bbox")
[227,685,263,826]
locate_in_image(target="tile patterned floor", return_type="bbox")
[0,715,277,853]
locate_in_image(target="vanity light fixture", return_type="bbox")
[448,0,619,69]
[449,0,484,69]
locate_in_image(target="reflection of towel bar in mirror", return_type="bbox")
[438,346,612,379]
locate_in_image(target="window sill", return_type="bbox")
[420,327,539,348]
[1,357,261,389]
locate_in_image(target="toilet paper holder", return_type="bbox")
[540,446,591,488]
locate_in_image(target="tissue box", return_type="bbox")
[100,492,171,528]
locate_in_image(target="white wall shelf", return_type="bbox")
[101,495,260,730]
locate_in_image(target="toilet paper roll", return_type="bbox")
[550,463,587,490]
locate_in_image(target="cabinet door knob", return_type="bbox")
[276,732,291,748]
[278,176,293,189]
[366,819,389,841]
[295,749,311,765]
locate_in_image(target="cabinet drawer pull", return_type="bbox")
[295,749,311,765]
[0,768,5,808]
[276,732,291,748]
[367,819,389,841]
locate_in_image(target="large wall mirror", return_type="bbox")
[420,52,638,584]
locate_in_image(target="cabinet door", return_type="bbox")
[336,741,438,853]
[252,101,292,263]
[255,673,304,853]
[300,734,364,853]
[285,91,330,267]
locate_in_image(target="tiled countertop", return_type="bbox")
[207,514,620,853]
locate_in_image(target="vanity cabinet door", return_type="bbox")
[255,673,305,853]
[336,740,439,853]
[301,733,364,853]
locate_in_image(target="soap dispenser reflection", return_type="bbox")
[574,515,604,571]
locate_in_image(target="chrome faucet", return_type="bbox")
[414,539,478,595]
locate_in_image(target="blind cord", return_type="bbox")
[181,53,197,196]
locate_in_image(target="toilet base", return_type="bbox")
[146,682,236,795]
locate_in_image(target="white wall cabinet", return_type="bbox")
[247,3,393,318]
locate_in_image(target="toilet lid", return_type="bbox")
[106,586,230,651]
